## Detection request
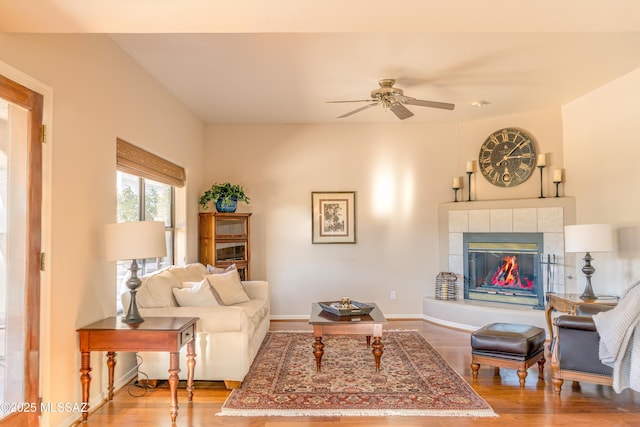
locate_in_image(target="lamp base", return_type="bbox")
[122,259,145,324]
[122,317,144,324]
[122,290,144,323]
[579,289,597,303]
[579,252,597,302]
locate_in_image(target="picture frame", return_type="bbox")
[311,191,356,244]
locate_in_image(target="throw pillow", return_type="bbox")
[181,281,199,289]
[206,269,250,305]
[207,263,237,274]
[136,270,180,308]
[172,278,219,307]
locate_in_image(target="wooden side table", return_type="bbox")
[544,293,617,343]
[77,316,198,422]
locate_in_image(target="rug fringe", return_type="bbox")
[268,329,420,333]
[218,408,497,417]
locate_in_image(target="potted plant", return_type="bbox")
[199,182,250,212]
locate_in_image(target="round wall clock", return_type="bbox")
[478,128,537,187]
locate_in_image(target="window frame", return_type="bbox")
[115,171,176,312]
[131,172,175,274]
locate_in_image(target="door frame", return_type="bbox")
[0,74,43,427]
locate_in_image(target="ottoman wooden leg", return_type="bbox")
[517,368,528,387]
[537,356,546,379]
[470,361,480,380]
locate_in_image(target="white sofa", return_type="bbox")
[120,263,270,387]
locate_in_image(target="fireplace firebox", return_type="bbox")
[464,233,544,309]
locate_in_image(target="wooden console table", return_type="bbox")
[77,316,198,422]
[544,293,617,343]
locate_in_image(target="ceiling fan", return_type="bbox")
[327,78,455,120]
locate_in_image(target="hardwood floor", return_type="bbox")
[75,320,640,426]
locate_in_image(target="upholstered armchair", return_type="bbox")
[551,303,614,393]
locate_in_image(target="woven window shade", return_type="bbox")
[116,138,185,187]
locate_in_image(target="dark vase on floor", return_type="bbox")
[215,198,238,213]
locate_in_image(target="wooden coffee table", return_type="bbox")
[308,302,387,372]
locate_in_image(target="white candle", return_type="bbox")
[537,154,546,167]
[452,177,462,189]
[466,160,475,173]
[553,169,562,182]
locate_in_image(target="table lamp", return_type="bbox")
[564,224,613,301]
[105,221,167,323]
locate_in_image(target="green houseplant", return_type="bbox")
[199,182,250,212]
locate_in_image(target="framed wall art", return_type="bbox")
[311,191,356,244]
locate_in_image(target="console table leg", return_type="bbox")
[106,351,116,400]
[186,339,196,401]
[372,337,384,372]
[312,336,324,372]
[80,351,92,421]
[168,351,180,422]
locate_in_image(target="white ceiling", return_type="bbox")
[3,1,640,125]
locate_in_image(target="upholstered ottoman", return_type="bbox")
[470,323,546,387]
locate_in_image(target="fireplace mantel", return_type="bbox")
[438,197,576,299]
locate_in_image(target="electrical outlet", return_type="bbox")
[390,290,397,301]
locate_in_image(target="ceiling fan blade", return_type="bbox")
[403,97,455,110]
[327,99,375,104]
[337,102,379,118]
[390,103,414,120]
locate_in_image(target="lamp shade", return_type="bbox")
[564,224,614,253]
[104,221,167,261]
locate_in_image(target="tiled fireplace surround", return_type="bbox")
[426,197,576,332]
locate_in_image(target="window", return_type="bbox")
[115,171,175,311]
[115,138,185,312]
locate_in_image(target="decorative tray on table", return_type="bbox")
[318,301,374,316]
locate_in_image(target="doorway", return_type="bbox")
[0,74,43,427]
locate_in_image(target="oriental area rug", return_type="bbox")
[218,330,496,417]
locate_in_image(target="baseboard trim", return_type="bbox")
[68,366,138,426]
[421,313,477,332]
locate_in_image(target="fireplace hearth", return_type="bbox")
[464,232,544,309]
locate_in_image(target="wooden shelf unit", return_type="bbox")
[199,212,251,280]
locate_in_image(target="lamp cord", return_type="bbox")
[127,354,155,397]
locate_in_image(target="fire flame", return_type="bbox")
[491,256,533,289]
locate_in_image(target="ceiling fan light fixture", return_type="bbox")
[329,79,455,119]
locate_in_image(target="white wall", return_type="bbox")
[205,123,455,317]
[562,67,640,294]
[0,34,205,426]
[204,110,564,318]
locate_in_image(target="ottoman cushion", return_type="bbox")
[471,323,545,357]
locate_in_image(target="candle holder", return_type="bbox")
[553,180,561,197]
[453,187,460,202]
[466,171,473,201]
[537,165,546,198]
